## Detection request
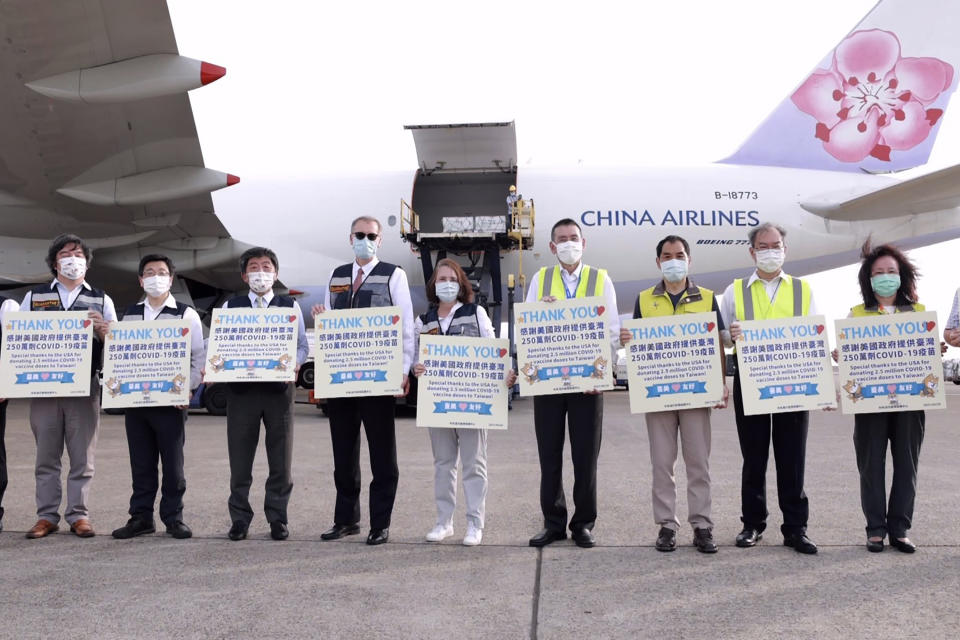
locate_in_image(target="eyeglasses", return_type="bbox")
[354,232,379,241]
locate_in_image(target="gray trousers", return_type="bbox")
[428,427,487,529]
[853,410,924,539]
[29,375,100,525]
[226,383,294,525]
[646,408,713,531]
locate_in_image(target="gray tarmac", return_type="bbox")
[1,385,959,639]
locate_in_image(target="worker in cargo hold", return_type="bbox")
[525,218,619,549]
[506,184,521,228]
[619,235,728,554]
[315,215,416,546]
[21,234,116,540]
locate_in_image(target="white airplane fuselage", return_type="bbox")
[213,163,960,315]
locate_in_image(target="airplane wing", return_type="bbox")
[0,0,244,305]
[800,163,960,221]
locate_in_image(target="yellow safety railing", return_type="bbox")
[400,199,419,236]
[508,197,535,300]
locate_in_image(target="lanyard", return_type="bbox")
[563,272,582,299]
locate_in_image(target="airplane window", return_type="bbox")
[387,215,397,227]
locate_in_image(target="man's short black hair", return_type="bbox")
[656,235,690,257]
[138,254,175,276]
[46,234,92,276]
[550,218,582,242]
[239,247,279,273]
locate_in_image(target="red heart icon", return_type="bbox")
[561,367,570,375]
[785,385,793,394]
[671,383,681,392]
[82,320,91,328]
[706,322,716,332]
[354,372,363,379]
[887,384,897,393]
[246,360,255,367]
[458,402,468,410]
[391,315,400,325]
[181,328,190,336]
[498,348,507,358]
[926,321,936,332]
[816,325,825,335]
[41,373,50,381]
[143,383,151,390]
[596,306,605,316]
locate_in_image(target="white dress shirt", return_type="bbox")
[946,287,959,330]
[524,262,621,356]
[323,257,416,374]
[222,289,310,366]
[20,279,117,321]
[719,270,820,347]
[135,294,207,390]
[0,297,20,322]
[413,302,496,364]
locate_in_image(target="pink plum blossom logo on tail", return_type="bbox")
[792,29,953,163]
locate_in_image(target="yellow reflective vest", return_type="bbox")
[850,302,924,316]
[733,274,811,320]
[638,281,714,318]
[536,265,606,299]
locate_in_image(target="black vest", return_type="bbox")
[29,283,106,374]
[329,262,397,309]
[418,303,482,337]
[225,293,295,392]
[122,300,190,321]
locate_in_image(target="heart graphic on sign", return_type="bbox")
[596,306,605,316]
[354,371,363,379]
[706,322,716,332]
[288,315,297,322]
[926,321,936,332]
[143,383,151,391]
[887,384,897,394]
[561,367,570,376]
[459,403,468,410]
[671,383,681,392]
[498,348,507,358]
[41,373,50,381]
[816,325,825,335]
[181,328,190,336]
[246,360,255,368]
[785,385,794,394]
[83,320,91,328]
[391,315,400,325]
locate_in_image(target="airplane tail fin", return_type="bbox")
[722,0,959,173]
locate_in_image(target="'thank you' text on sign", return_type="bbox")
[314,306,404,398]
[102,320,192,409]
[205,307,298,383]
[835,312,945,414]
[416,334,510,430]
[0,311,94,398]
[623,312,724,414]
[735,314,836,415]
[514,296,613,396]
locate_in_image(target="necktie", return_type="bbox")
[353,269,364,293]
[255,297,265,308]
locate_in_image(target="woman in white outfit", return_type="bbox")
[412,259,516,546]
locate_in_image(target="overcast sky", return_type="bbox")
[168,0,960,350]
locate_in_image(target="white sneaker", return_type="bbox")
[425,524,454,542]
[463,524,482,546]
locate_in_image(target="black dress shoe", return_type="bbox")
[866,538,884,553]
[571,527,595,548]
[111,517,156,539]
[890,537,916,553]
[529,528,567,548]
[655,527,677,552]
[694,528,718,554]
[320,523,360,540]
[366,528,389,545]
[783,533,818,554]
[270,521,289,541]
[166,521,192,539]
[735,528,763,547]
[228,521,248,541]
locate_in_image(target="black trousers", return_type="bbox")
[533,392,603,532]
[124,406,187,525]
[0,400,7,522]
[853,410,924,539]
[226,383,295,525]
[733,372,809,536]
[326,395,398,530]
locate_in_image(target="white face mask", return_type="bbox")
[247,271,275,294]
[754,248,785,274]
[555,240,583,266]
[660,258,688,283]
[58,256,87,280]
[142,275,171,298]
[353,237,378,260]
[435,281,460,303]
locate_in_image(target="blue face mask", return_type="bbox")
[353,237,377,260]
[660,258,688,283]
[870,273,901,297]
